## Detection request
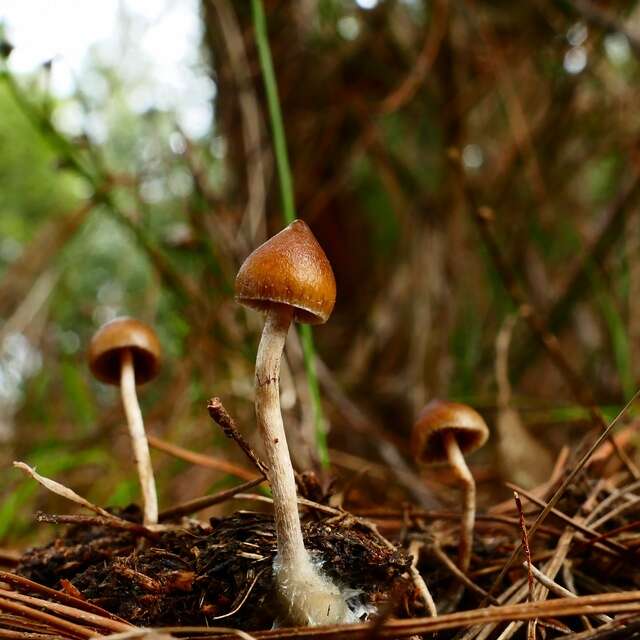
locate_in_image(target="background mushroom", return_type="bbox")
[88,317,161,526]
[412,399,489,575]
[235,219,350,625]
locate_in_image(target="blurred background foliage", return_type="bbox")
[1,0,640,547]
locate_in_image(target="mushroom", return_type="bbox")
[235,219,349,625]
[89,317,161,526]
[412,399,489,574]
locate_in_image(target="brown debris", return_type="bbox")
[16,508,410,630]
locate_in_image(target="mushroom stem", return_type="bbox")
[442,430,475,574]
[255,306,304,565]
[120,349,158,526]
[255,306,348,625]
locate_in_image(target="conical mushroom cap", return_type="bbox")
[235,219,336,324]
[88,317,161,386]
[412,399,489,464]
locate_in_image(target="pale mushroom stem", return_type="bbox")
[255,305,305,566]
[255,306,348,625]
[442,430,475,574]
[120,349,159,526]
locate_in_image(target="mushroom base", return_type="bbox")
[274,550,355,625]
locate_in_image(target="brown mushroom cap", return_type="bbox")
[88,317,161,386]
[412,399,489,464]
[235,219,336,325]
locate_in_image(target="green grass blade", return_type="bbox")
[251,0,295,225]
[251,0,330,467]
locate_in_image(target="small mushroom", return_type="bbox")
[236,219,349,625]
[89,317,161,526]
[412,399,489,574]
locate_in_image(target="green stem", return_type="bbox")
[251,0,330,467]
[251,0,295,224]
[300,324,329,468]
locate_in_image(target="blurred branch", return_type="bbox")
[159,476,265,521]
[462,0,548,209]
[147,434,256,482]
[511,172,640,382]
[213,0,268,249]
[450,150,640,479]
[314,357,441,509]
[565,0,640,59]
[0,200,92,319]
[283,330,439,508]
[305,7,448,224]
[0,66,199,307]
[0,268,59,346]
[380,0,448,114]
[495,313,554,487]
[176,130,236,292]
[251,0,329,467]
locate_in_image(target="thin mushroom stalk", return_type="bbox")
[89,317,162,528]
[255,306,301,566]
[120,349,158,526]
[442,431,475,574]
[235,219,349,626]
[412,399,489,588]
[255,306,348,625]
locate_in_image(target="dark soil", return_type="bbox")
[16,505,412,630]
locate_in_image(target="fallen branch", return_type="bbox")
[207,398,268,476]
[0,597,96,639]
[147,435,256,482]
[145,590,640,638]
[34,513,159,539]
[13,462,121,521]
[158,477,265,522]
[0,589,131,633]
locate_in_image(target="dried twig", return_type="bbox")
[147,434,256,482]
[146,591,640,638]
[504,484,627,557]
[0,551,19,569]
[430,542,498,605]
[514,492,533,602]
[34,513,159,538]
[406,540,437,617]
[486,386,639,604]
[560,615,640,639]
[103,628,256,640]
[0,589,131,633]
[158,477,265,522]
[0,597,96,639]
[523,536,537,640]
[0,571,128,624]
[13,462,121,521]
[523,561,612,625]
[0,629,60,639]
[212,569,266,621]
[207,398,269,476]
